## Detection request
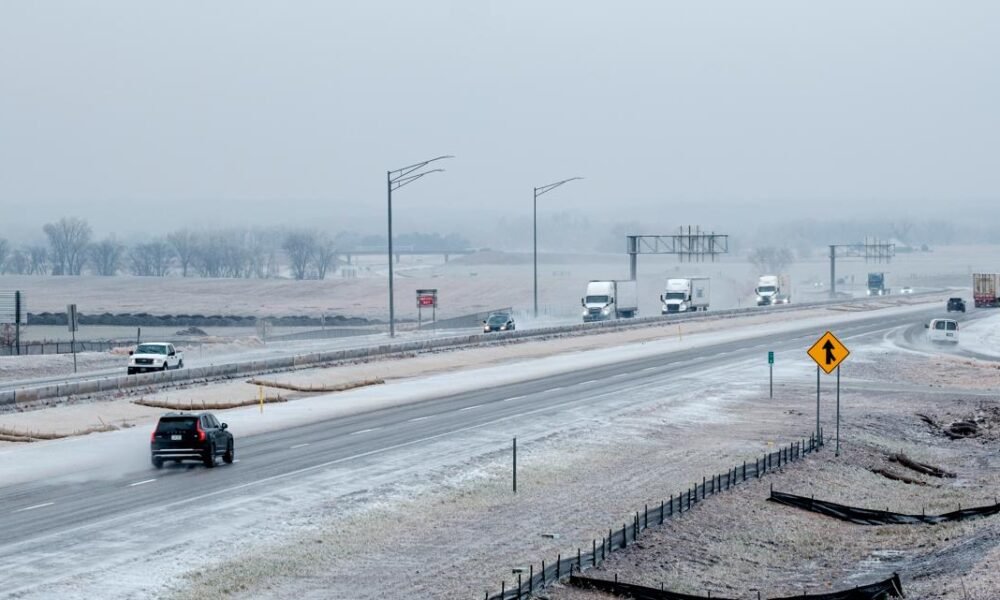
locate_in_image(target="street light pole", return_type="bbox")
[533,177,582,318]
[386,155,453,338]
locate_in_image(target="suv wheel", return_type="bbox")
[223,441,234,464]
[151,457,163,469]
[204,443,216,468]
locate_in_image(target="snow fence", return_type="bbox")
[482,432,826,600]
[768,490,1000,525]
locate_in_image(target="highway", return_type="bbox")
[0,305,949,597]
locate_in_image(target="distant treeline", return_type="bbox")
[0,218,471,280]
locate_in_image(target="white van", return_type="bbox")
[926,318,959,343]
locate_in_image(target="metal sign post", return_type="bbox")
[67,303,78,373]
[768,351,774,398]
[836,365,841,456]
[15,291,22,356]
[807,331,851,453]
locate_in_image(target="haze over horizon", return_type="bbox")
[2,1,998,247]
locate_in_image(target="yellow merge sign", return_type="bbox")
[807,331,850,374]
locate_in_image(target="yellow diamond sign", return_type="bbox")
[807,331,850,374]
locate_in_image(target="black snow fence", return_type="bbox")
[568,573,904,600]
[768,490,1000,525]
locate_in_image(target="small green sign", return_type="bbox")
[768,351,774,364]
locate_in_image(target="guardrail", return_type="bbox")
[0,292,943,407]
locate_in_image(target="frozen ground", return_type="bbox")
[0,244,986,323]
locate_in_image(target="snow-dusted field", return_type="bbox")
[0,244,988,325]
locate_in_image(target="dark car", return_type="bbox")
[947,297,966,313]
[483,312,515,333]
[150,412,234,469]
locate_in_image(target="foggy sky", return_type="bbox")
[1,1,998,246]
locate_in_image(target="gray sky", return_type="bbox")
[1,1,998,246]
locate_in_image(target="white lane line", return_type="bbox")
[642,366,657,372]
[407,416,431,422]
[502,395,526,402]
[611,373,628,378]
[578,380,598,385]
[459,404,483,411]
[15,502,54,512]
[350,428,380,436]
[289,443,310,450]
[545,386,565,393]
[129,479,156,488]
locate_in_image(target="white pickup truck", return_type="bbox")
[127,343,184,374]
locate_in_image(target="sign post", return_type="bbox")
[416,289,438,329]
[807,331,850,454]
[768,351,774,398]
[67,303,79,373]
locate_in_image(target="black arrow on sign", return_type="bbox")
[823,340,836,364]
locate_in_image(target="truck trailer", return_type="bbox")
[973,273,1000,308]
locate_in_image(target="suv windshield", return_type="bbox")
[487,315,508,325]
[156,416,197,432]
[137,344,168,355]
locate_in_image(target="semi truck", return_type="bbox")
[755,274,790,306]
[973,273,1000,308]
[660,277,710,313]
[867,272,890,296]
[582,280,638,322]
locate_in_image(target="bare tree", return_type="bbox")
[43,217,92,275]
[282,231,317,280]
[0,238,9,274]
[89,237,125,276]
[27,246,48,275]
[129,241,174,276]
[5,249,29,275]
[312,238,339,280]
[748,246,795,273]
[167,229,197,277]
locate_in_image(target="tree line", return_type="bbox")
[0,218,471,280]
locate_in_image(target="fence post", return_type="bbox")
[644,504,648,529]
[743,461,747,481]
[660,500,665,524]
[577,548,582,570]
[622,524,627,548]
[517,574,522,600]
[556,554,561,579]
[529,564,534,593]
[669,494,673,516]
[541,560,545,585]
[593,539,597,566]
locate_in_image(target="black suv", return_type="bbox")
[483,312,515,333]
[947,297,966,313]
[150,412,234,469]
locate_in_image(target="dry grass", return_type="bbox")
[132,394,286,410]
[0,422,119,443]
[246,377,384,393]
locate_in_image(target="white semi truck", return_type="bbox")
[755,274,791,306]
[581,280,638,322]
[660,277,710,313]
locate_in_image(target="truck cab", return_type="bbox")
[661,277,710,313]
[581,280,638,322]
[867,272,890,296]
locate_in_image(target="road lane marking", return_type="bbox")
[407,416,431,422]
[290,443,310,449]
[642,367,657,372]
[502,395,525,402]
[611,373,628,378]
[15,502,54,512]
[579,380,598,385]
[350,428,380,436]
[459,404,482,411]
[129,479,156,487]
[545,387,565,393]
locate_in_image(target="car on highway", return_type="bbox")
[128,342,184,374]
[926,318,959,344]
[483,312,516,333]
[150,412,234,469]
[900,286,913,294]
[946,297,966,313]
